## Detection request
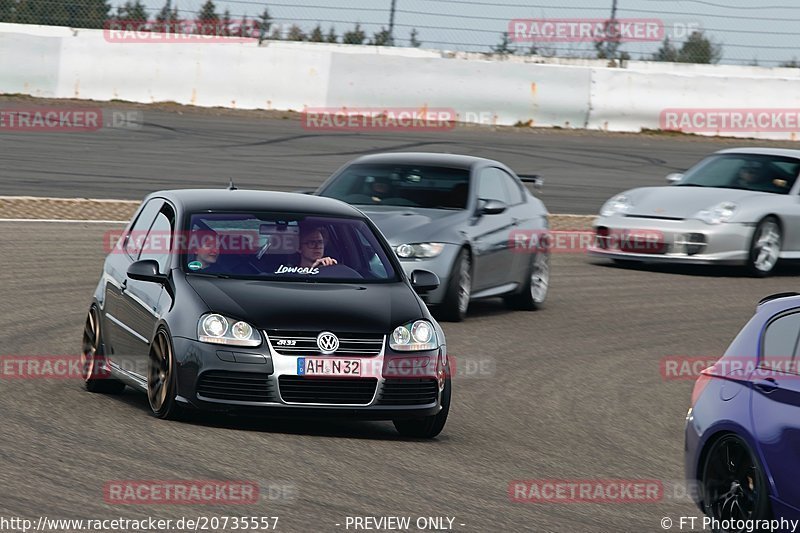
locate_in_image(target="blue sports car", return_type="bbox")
[686,291,800,528]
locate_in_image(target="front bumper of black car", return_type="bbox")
[170,336,448,420]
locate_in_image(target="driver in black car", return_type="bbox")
[188,231,223,272]
[295,225,338,269]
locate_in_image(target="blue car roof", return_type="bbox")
[757,292,800,316]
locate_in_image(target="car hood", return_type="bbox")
[186,276,423,333]
[622,186,776,219]
[355,206,466,244]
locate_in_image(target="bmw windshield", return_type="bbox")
[181,212,399,283]
[320,164,470,209]
[676,153,800,194]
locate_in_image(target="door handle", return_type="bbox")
[755,378,779,393]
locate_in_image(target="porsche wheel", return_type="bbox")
[747,217,781,277]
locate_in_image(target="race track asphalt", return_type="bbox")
[2,99,797,214]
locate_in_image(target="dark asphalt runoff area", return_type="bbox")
[2,221,799,532]
[1,99,798,214]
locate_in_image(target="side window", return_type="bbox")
[762,312,800,373]
[125,200,163,260]
[140,206,175,273]
[355,226,386,278]
[477,168,511,204]
[498,169,525,205]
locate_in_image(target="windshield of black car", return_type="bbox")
[319,164,470,209]
[676,154,800,194]
[181,212,399,282]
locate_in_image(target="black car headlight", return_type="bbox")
[390,320,439,351]
[197,313,261,347]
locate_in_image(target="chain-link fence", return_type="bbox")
[0,0,798,66]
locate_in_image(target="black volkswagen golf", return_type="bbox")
[81,189,451,438]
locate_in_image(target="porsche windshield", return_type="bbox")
[676,153,800,194]
[182,212,398,282]
[321,164,470,209]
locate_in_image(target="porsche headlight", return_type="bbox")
[694,202,737,225]
[198,313,261,347]
[390,320,439,351]
[396,243,445,259]
[600,194,633,217]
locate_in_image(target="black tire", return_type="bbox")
[81,306,126,394]
[147,329,183,420]
[439,249,471,322]
[393,378,451,439]
[701,434,771,530]
[505,251,549,310]
[747,217,782,277]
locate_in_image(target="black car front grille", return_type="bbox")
[197,371,275,402]
[266,330,384,356]
[379,378,439,405]
[278,376,377,405]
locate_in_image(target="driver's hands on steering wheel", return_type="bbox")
[311,257,338,268]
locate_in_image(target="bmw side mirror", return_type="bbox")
[665,173,684,184]
[410,270,440,293]
[127,259,167,284]
[478,199,507,215]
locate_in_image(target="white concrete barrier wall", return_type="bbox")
[325,54,591,128]
[588,69,800,140]
[1,23,800,140]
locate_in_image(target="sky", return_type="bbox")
[127,0,800,66]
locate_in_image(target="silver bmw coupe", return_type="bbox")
[589,148,800,276]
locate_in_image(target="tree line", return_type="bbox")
[0,0,422,46]
[1,1,796,65]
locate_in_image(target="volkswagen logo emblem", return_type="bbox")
[316,331,339,354]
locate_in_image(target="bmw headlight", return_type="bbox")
[390,320,439,351]
[198,313,261,347]
[395,243,445,259]
[694,202,737,225]
[600,194,633,217]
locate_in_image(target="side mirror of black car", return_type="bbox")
[478,199,507,215]
[410,269,440,293]
[127,259,167,284]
